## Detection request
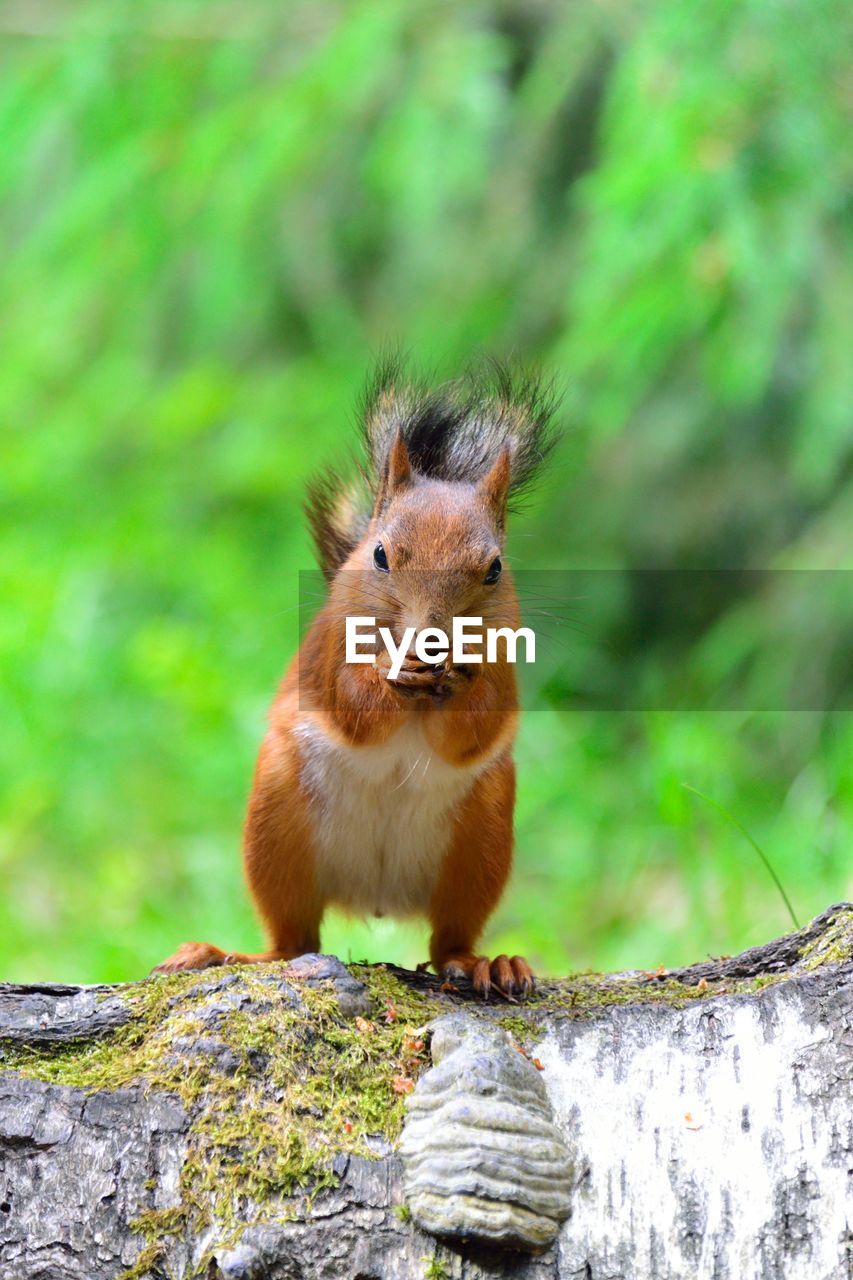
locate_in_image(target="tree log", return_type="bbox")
[1,905,851,1280]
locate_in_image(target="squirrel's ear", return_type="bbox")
[374,429,412,514]
[477,446,512,531]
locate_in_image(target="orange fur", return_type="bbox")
[428,753,514,955]
[154,438,533,997]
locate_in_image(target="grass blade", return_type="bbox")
[682,784,800,930]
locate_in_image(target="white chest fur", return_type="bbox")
[293,715,482,918]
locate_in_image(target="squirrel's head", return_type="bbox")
[341,431,516,640]
[306,360,559,588]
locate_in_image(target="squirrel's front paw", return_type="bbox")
[440,953,535,1000]
[380,653,444,700]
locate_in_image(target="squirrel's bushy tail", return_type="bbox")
[306,356,561,578]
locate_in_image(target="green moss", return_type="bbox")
[129,1205,188,1239]
[747,974,782,993]
[117,1240,166,1280]
[0,962,550,1276]
[350,964,444,1027]
[529,971,718,1016]
[0,973,196,1095]
[799,907,853,972]
[495,1013,537,1039]
[117,1207,188,1280]
[3,965,443,1278]
[531,966,820,1014]
[423,1255,451,1280]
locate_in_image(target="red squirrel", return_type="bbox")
[155,362,557,997]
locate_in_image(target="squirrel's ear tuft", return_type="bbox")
[477,445,511,532]
[373,428,412,514]
[387,429,413,491]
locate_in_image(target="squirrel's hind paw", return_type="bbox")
[151,941,227,975]
[440,953,535,1001]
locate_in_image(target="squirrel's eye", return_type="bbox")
[484,556,502,585]
[373,542,390,572]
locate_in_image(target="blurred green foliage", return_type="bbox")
[0,0,850,982]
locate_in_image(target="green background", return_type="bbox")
[0,0,850,983]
